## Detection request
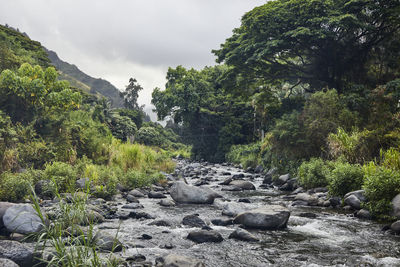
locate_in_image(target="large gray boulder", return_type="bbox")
[187,230,223,243]
[161,254,205,267]
[222,202,249,217]
[233,205,290,230]
[344,190,366,210]
[170,182,219,204]
[294,193,319,206]
[229,228,259,242]
[0,202,15,228]
[0,258,18,267]
[392,193,400,218]
[0,240,34,267]
[229,180,256,191]
[3,204,44,234]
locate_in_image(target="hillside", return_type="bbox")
[46,48,124,108]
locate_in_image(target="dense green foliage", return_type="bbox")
[297,158,331,189]
[327,162,364,197]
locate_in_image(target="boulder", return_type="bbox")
[254,165,264,173]
[187,230,223,243]
[148,191,167,199]
[344,195,361,210]
[121,203,144,209]
[0,202,14,228]
[182,214,206,228]
[222,202,249,217]
[392,193,400,218]
[170,182,219,204]
[229,180,256,191]
[356,209,372,220]
[34,180,53,198]
[344,190,366,202]
[159,199,176,207]
[233,205,290,230]
[94,231,123,252]
[0,258,18,267]
[0,240,34,267]
[391,220,400,234]
[211,218,233,226]
[3,204,44,234]
[275,174,290,186]
[148,220,172,227]
[294,193,319,206]
[229,228,259,242]
[161,254,205,267]
[329,196,342,207]
[128,189,146,198]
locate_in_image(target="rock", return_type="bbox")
[229,228,259,242]
[0,258,18,267]
[129,211,155,220]
[329,196,342,207]
[148,191,167,199]
[298,212,317,218]
[238,198,251,203]
[3,204,44,234]
[262,174,273,185]
[222,202,249,217]
[392,193,400,218]
[229,180,256,191]
[34,180,53,198]
[76,178,91,189]
[232,173,245,179]
[129,189,146,198]
[126,195,140,203]
[140,234,153,240]
[254,165,264,173]
[122,203,144,209]
[291,200,309,206]
[292,187,304,194]
[294,193,319,206]
[182,214,206,228]
[219,177,233,185]
[0,240,34,267]
[187,230,223,243]
[148,220,172,227]
[233,205,290,230]
[94,231,123,252]
[275,174,290,186]
[159,199,176,207]
[161,254,205,267]
[344,194,361,210]
[211,218,233,226]
[127,254,146,262]
[279,178,298,191]
[170,181,219,204]
[391,220,400,234]
[356,209,372,220]
[82,210,104,225]
[344,190,366,202]
[0,202,14,228]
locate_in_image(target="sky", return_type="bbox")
[0,0,266,118]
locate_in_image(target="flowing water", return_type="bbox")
[97,160,400,266]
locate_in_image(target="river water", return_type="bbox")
[97,160,400,266]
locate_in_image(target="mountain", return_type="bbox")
[45,49,124,108]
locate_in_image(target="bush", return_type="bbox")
[363,163,400,219]
[226,142,261,169]
[43,161,77,193]
[297,158,332,189]
[82,164,120,200]
[0,169,43,201]
[135,127,162,146]
[328,162,364,197]
[122,169,161,189]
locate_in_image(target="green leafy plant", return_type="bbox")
[328,162,364,197]
[298,158,332,189]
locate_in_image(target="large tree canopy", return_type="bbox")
[213,0,400,93]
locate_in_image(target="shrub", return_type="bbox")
[226,142,261,168]
[135,127,162,146]
[363,163,400,220]
[122,170,160,189]
[0,169,43,201]
[297,158,332,189]
[328,162,364,197]
[43,161,77,193]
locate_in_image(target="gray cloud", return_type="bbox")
[0,0,266,108]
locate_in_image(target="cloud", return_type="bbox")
[0,0,266,108]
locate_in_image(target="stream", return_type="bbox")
[95,160,400,266]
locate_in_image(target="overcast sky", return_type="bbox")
[0,0,266,116]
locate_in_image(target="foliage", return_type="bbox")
[226,143,261,169]
[298,158,332,189]
[43,161,77,193]
[120,78,143,110]
[0,170,42,201]
[327,162,364,197]
[135,127,162,147]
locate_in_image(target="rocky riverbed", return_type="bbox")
[2,159,400,266]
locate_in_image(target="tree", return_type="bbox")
[120,78,143,110]
[213,0,400,94]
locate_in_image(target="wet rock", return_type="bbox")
[158,199,176,207]
[76,178,91,189]
[290,200,309,207]
[127,254,146,262]
[129,211,155,220]
[211,218,233,226]
[392,194,400,218]
[229,228,259,242]
[356,209,372,219]
[81,210,104,225]
[122,203,144,209]
[233,205,290,230]
[160,254,205,267]
[187,230,223,243]
[0,240,34,267]
[126,195,140,203]
[222,202,249,217]
[344,194,361,210]
[391,220,400,234]
[194,179,209,186]
[161,243,175,249]
[238,198,251,203]
[254,165,264,173]
[170,181,220,204]
[148,220,172,227]
[129,189,146,198]
[34,180,53,198]
[329,196,342,207]
[148,191,167,199]
[219,177,233,185]
[229,180,256,191]
[292,187,305,194]
[3,204,44,234]
[344,190,366,202]
[182,214,206,228]
[95,231,123,252]
[275,174,290,186]
[0,258,18,267]
[0,202,14,228]
[140,234,153,240]
[279,178,298,191]
[232,173,245,179]
[294,193,319,206]
[298,212,317,218]
[222,172,231,176]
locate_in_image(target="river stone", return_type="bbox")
[392,193,400,218]
[211,218,233,226]
[233,205,290,230]
[356,209,372,219]
[129,189,146,198]
[161,254,205,267]
[0,240,34,267]
[148,220,172,227]
[219,177,233,185]
[159,199,176,207]
[294,193,319,206]
[344,194,361,210]
[275,174,290,186]
[329,196,342,207]
[94,231,123,252]
[0,258,18,267]
[3,204,43,234]
[187,230,223,243]
[0,202,14,228]
[254,165,264,173]
[121,203,144,209]
[391,220,400,234]
[170,181,219,204]
[229,228,259,242]
[148,191,167,199]
[344,190,366,202]
[229,180,256,190]
[222,202,249,217]
[182,214,206,228]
